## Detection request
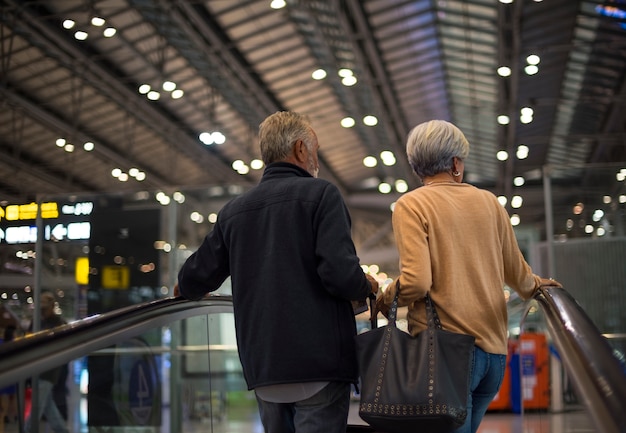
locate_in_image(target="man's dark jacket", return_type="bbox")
[178,162,371,389]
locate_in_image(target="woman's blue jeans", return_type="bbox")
[455,346,506,433]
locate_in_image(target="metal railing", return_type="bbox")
[0,295,234,389]
[524,286,626,433]
[0,288,623,433]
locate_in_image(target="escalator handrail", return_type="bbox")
[0,294,234,389]
[525,286,626,433]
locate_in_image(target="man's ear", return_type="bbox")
[293,139,307,163]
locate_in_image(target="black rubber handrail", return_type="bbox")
[524,286,626,433]
[0,294,234,389]
[2,288,624,433]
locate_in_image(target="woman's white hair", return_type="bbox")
[405,119,470,179]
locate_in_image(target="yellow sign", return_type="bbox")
[1,202,59,221]
[102,265,130,289]
[75,257,89,285]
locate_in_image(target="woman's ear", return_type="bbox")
[452,156,461,171]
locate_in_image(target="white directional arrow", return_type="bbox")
[51,223,67,240]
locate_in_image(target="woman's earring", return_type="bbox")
[452,170,460,177]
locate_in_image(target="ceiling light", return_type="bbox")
[251,159,264,170]
[497,150,509,161]
[497,115,510,125]
[516,145,529,159]
[173,191,185,203]
[156,192,169,205]
[342,75,357,86]
[74,31,88,41]
[212,131,226,144]
[171,89,184,99]
[585,225,594,234]
[592,209,604,222]
[525,65,539,75]
[138,84,151,94]
[232,160,245,171]
[395,179,408,193]
[91,17,105,27]
[513,176,525,186]
[603,195,612,204]
[363,156,377,167]
[135,171,146,181]
[520,106,534,124]
[64,144,74,152]
[162,81,176,91]
[147,91,160,100]
[63,20,75,29]
[497,196,507,206]
[619,195,626,203]
[338,68,354,77]
[208,213,218,223]
[497,66,511,77]
[526,54,541,65]
[198,131,226,146]
[83,142,94,151]
[510,214,520,226]
[200,132,213,144]
[103,27,117,37]
[378,182,392,194]
[341,117,355,128]
[363,115,378,126]
[520,107,534,117]
[511,195,523,208]
[129,168,139,177]
[520,114,533,124]
[118,172,129,182]
[270,0,287,9]
[311,69,327,80]
[56,138,66,147]
[380,151,396,166]
[111,168,122,178]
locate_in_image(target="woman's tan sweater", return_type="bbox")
[381,182,542,355]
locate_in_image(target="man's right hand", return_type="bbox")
[366,274,379,295]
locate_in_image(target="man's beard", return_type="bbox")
[307,156,319,178]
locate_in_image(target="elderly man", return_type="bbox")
[177,111,378,433]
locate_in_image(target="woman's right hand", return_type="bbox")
[539,277,562,288]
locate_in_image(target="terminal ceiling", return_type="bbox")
[1,0,625,271]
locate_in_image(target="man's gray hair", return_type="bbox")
[259,111,315,164]
[405,119,470,179]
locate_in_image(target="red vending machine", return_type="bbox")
[518,333,550,410]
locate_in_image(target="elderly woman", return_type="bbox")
[377,119,561,433]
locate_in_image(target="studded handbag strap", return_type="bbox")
[425,292,442,330]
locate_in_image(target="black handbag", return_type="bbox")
[355,291,475,433]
